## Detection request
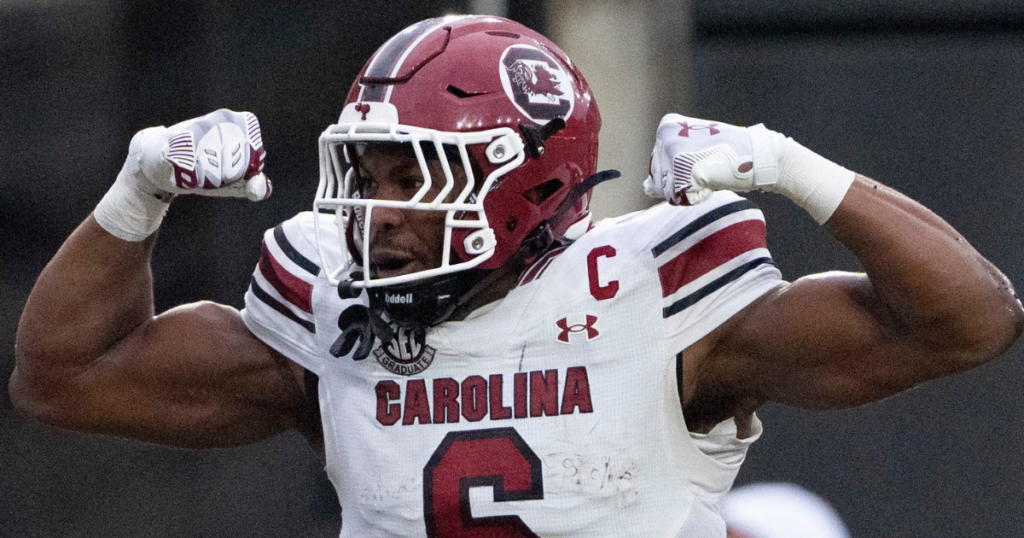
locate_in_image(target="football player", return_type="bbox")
[11,15,1022,537]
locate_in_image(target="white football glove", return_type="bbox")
[134,109,270,200]
[644,113,855,224]
[95,109,272,241]
[644,113,778,206]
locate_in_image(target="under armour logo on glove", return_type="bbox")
[132,109,271,201]
[677,121,720,137]
[556,315,600,343]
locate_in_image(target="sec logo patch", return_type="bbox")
[374,325,437,376]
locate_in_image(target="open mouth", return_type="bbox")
[369,254,415,278]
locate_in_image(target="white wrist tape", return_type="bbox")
[94,162,172,241]
[763,128,856,224]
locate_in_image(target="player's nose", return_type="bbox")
[368,204,406,232]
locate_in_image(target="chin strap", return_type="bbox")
[516,168,621,258]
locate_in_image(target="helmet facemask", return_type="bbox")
[314,102,527,293]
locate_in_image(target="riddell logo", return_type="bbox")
[385,293,413,305]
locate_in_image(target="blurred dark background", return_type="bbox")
[2,1,1023,536]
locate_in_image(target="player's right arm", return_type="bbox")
[12,218,313,448]
[9,111,314,449]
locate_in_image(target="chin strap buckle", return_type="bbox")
[521,223,555,260]
[519,117,567,160]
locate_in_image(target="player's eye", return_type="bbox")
[357,172,378,199]
[397,175,425,192]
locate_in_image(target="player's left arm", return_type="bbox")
[713,175,1021,409]
[650,115,1024,409]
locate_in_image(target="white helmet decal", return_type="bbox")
[499,44,575,126]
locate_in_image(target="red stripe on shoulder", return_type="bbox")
[657,219,767,298]
[259,243,314,313]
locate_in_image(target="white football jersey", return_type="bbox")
[242,191,783,537]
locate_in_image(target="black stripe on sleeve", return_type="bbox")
[304,370,322,424]
[274,225,321,276]
[662,257,775,318]
[250,278,316,333]
[675,351,685,413]
[651,200,757,258]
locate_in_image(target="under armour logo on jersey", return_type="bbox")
[677,122,720,137]
[355,102,371,121]
[556,315,600,344]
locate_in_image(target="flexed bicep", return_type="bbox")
[714,271,939,409]
[710,178,1021,410]
[23,300,312,448]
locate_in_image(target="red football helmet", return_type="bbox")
[315,15,602,289]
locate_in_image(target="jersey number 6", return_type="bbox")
[423,428,543,537]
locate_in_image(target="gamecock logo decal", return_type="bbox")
[499,44,574,125]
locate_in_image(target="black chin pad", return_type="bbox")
[367,272,479,328]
